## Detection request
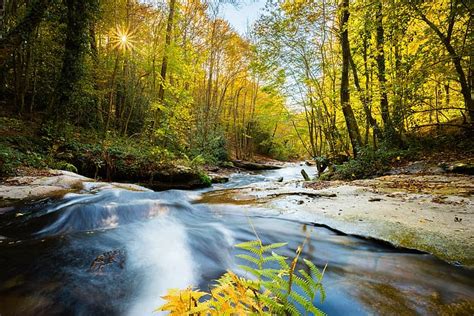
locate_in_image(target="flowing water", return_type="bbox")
[0,164,473,315]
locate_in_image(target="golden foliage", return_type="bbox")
[157,240,326,315]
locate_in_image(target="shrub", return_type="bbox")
[52,161,78,173]
[0,144,23,176]
[198,172,212,187]
[331,146,415,180]
[0,143,47,177]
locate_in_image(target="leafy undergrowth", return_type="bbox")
[157,240,326,315]
[325,147,416,180]
[322,130,474,181]
[0,116,208,183]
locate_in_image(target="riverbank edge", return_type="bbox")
[200,174,474,269]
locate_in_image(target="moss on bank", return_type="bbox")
[0,117,210,188]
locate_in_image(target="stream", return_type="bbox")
[0,164,473,315]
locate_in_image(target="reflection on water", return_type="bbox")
[0,169,473,315]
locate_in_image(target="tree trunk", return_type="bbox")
[340,0,362,157]
[350,53,382,142]
[0,0,51,67]
[153,0,176,131]
[375,0,396,141]
[54,0,92,123]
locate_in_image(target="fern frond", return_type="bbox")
[239,264,262,278]
[291,274,314,299]
[289,290,313,309]
[262,255,285,264]
[259,294,285,314]
[188,301,212,314]
[259,268,285,279]
[318,282,326,303]
[307,303,327,316]
[284,300,300,316]
[261,242,288,252]
[271,252,290,269]
[304,258,324,281]
[235,240,262,251]
[261,280,287,298]
[236,253,261,266]
[156,239,326,316]
[299,269,320,292]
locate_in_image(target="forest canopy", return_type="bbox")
[0,0,472,176]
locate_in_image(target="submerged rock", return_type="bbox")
[446,163,474,175]
[89,249,126,275]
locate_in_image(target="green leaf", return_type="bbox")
[235,240,261,250]
[236,254,260,266]
[262,242,288,252]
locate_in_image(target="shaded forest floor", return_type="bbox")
[0,114,212,189]
[322,126,474,181]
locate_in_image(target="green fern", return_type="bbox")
[158,239,327,315]
[235,240,326,315]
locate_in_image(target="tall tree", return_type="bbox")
[375,0,397,142]
[0,0,51,67]
[54,0,96,122]
[410,0,474,122]
[153,0,177,131]
[340,0,362,156]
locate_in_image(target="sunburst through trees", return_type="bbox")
[111,25,137,51]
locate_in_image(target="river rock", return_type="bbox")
[202,175,474,268]
[0,170,89,203]
[0,170,153,206]
[152,165,210,188]
[89,249,126,275]
[208,173,229,184]
[301,169,311,181]
[305,160,316,166]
